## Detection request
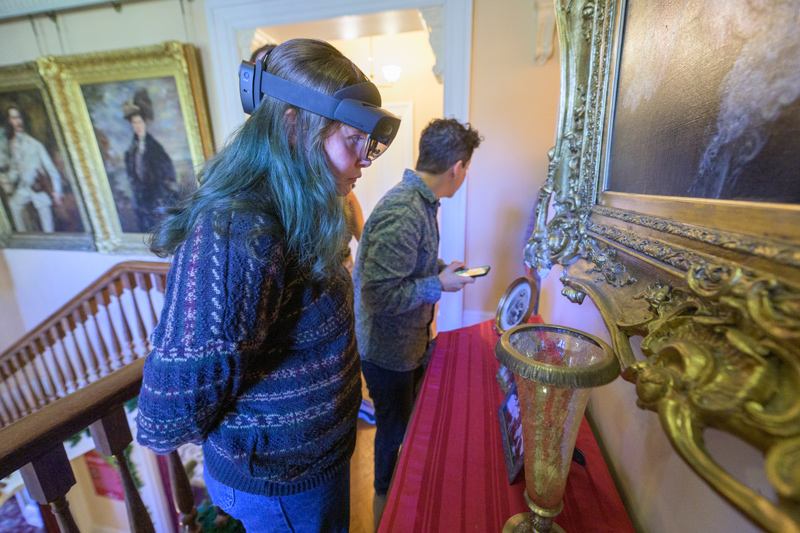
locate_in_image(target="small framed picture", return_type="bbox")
[496,364,516,395]
[497,382,524,484]
[495,276,538,335]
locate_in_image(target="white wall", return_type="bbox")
[465,0,561,321]
[0,253,25,351]
[0,1,767,532]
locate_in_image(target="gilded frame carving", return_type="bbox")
[0,63,95,250]
[525,1,800,531]
[37,42,213,253]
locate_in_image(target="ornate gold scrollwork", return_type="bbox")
[525,0,800,530]
[624,264,800,532]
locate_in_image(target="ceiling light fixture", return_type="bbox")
[368,36,400,87]
[382,64,402,83]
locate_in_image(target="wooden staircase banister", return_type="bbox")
[0,357,144,480]
[1,261,170,363]
[0,260,204,533]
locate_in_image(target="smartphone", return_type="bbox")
[455,265,491,278]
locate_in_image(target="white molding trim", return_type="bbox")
[418,6,444,83]
[437,0,472,331]
[532,0,557,65]
[205,0,473,330]
[0,0,139,20]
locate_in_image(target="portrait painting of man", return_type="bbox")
[82,76,195,234]
[0,89,84,234]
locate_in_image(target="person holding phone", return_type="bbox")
[352,118,482,525]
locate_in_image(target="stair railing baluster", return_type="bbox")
[72,308,100,383]
[121,273,150,359]
[109,278,137,366]
[36,336,67,399]
[61,317,89,389]
[90,407,156,533]
[1,359,28,419]
[26,345,56,404]
[167,450,202,533]
[12,351,42,413]
[98,288,126,371]
[48,326,78,395]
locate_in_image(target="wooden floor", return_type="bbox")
[350,418,378,533]
[350,377,378,533]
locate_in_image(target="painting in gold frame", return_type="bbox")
[0,63,94,250]
[37,41,213,253]
[525,1,800,532]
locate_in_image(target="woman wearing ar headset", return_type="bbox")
[136,39,391,532]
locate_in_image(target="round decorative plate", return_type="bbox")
[495,276,537,335]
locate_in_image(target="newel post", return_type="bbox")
[19,444,80,533]
[90,406,155,533]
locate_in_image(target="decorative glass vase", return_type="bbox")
[495,324,620,533]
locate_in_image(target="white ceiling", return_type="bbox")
[253,8,426,45]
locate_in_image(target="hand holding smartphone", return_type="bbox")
[455,265,491,278]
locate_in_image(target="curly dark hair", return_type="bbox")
[415,118,482,174]
[3,103,28,138]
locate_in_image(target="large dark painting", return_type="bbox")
[606,0,800,205]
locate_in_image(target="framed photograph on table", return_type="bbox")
[494,276,537,335]
[495,276,538,394]
[0,63,94,250]
[495,363,516,395]
[497,382,524,485]
[37,41,213,253]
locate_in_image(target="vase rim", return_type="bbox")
[494,323,620,388]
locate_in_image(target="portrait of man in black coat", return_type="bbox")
[122,88,177,232]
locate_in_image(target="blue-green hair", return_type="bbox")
[148,39,368,279]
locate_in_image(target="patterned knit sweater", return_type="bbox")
[136,211,361,496]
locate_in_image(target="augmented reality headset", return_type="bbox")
[239,58,400,161]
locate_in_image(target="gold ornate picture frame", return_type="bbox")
[0,63,94,250]
[525,1,800,532]
[37,42,213,253]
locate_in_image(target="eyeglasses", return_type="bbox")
[359,134,390,161]
[358,119,395,161]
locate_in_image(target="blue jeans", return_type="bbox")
[203,466,350,532]
[361,355,428,496]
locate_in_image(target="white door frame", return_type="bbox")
[205,0,472,330]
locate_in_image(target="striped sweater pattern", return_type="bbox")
[136,211,361,496]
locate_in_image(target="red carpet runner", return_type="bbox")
[378,317,635,532]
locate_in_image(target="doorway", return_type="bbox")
[205,0,472,330]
